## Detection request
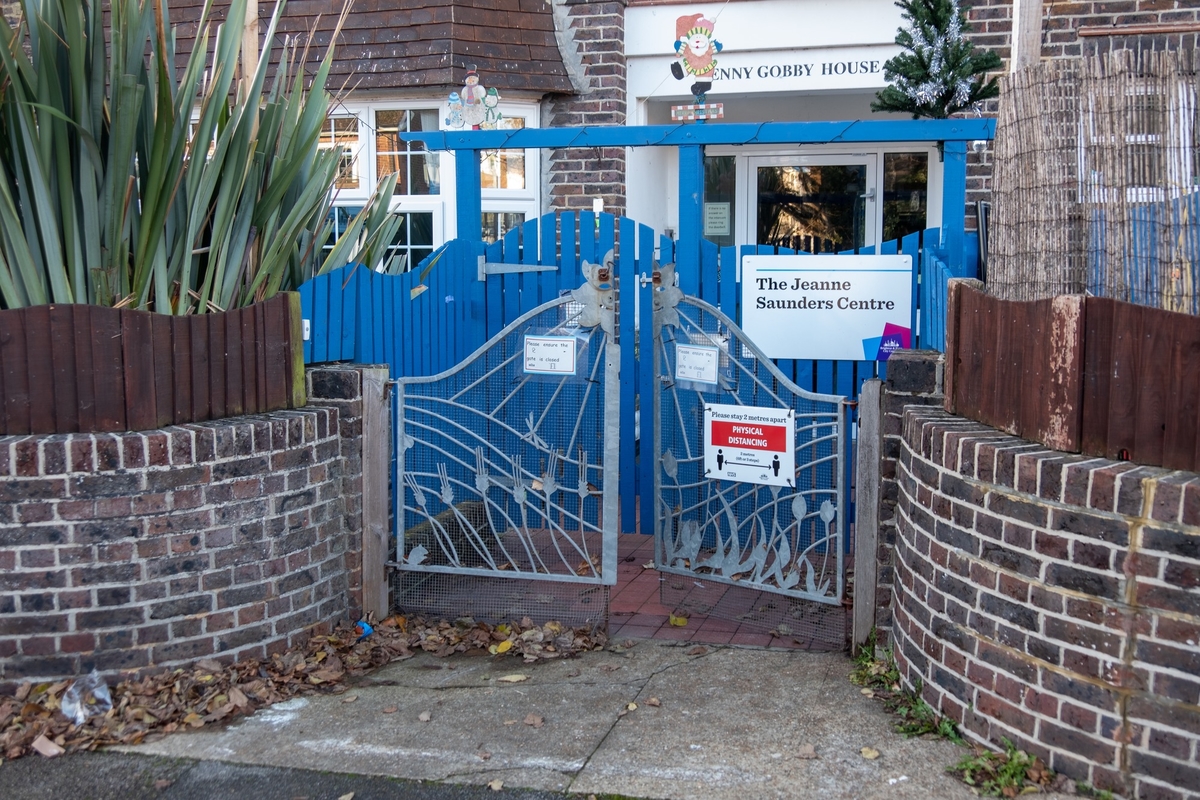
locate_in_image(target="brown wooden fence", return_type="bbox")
[945,280,1200,472]
[0,293,306,435]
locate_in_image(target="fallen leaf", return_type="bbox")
[31,735,64,758]
[497,674,529,683]
[646,697,661,707]
[479,751,491,760]
[503,719,517,725]
[154,779,173,789]
[598,664,621,672]
[626,702,638,711]
[183,713,205,729]
[566,669,581,678]
[860,688,875,698]
[524,713,544,728]
[796,743,817,759]
[642,561,655,569]
[686,645,707,655]
[418,711,432,723]
[487,779,504,791]
[14,683,31,702]
[341,695,359,704]
[861,746,880,760]
[196,658,223,672]
[668,614,688,627]
[382,706,398,714]
[338,794,355,800]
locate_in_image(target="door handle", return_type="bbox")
[858,188,876,201]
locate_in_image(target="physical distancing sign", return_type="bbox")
[703,403,795,487]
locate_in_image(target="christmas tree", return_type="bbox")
[872,0,1002,119]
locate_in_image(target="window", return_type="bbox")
[384,211,435,272]
[320,117,362,191]
[375,109,441,195]
[321,206,363,261]
[481,118,526,190]
[882,153,928,242]
[482,212,526,244]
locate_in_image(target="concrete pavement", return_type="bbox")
[100,641,986,800]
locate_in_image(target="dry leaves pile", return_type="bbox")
[0,615,605,763]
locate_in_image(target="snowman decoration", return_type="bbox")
[670,14,722,101]
[448,65,502,130]
[460,66,487,128]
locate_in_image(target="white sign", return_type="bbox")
[704,203,730,237]
[676,344,721,384]
[703,403,795,487]
[741,255,913,362]
[523,336,576,375]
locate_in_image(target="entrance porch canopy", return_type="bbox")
[402,118,996,274]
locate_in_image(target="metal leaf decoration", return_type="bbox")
[661,449,678,479]
[791,493,808,521]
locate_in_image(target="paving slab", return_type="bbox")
[112,641,1039,799]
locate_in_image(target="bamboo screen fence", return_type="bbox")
[988,50,1200,313]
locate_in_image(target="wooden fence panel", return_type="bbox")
[945,281,1085,451]
[947,283,1200,471]
[24,305,55,434]
[0,293,302,435]
[49,305,81,434]
[1081,299,1200,469]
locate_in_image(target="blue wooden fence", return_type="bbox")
[299,211,975,535]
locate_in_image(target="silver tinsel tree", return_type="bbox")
[872,0,1001,119]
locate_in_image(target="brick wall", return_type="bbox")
[891,405,1200,799]
[0,367,371,692]
[545,0,627,215]
[1042,1,1200,59]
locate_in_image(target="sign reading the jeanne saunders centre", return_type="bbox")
[703,403,795,487]
[741,255,913,362]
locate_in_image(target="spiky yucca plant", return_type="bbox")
[0,0,402,313]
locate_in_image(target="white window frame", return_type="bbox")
[324,98,542,246]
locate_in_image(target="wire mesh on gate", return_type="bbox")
[652,270,848,646]
[392,281,617,624]
[989,50,1200,313]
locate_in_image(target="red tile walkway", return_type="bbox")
[608,534,809,649]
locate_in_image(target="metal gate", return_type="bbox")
[648,264,849,645]
[391,259,619,626]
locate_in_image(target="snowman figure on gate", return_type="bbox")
[670,14,722,102]
[460,66,487,128]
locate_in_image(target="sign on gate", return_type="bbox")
[741,255,913,361]
[703,402,795,487]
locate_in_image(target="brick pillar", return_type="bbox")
[307,366,370,622]
[546,0,627,215]
[876,350,944,643]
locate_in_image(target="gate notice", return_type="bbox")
[703,403,795,487]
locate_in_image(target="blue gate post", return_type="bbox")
[677,144,704,287]
[455,148,482,241]
[942,140,968,275]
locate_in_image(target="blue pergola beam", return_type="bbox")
[428,119,996,273]
[405,118,995,151]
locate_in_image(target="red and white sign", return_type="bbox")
[703,402,795,487]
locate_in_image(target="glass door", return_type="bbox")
[749,155,878,252]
